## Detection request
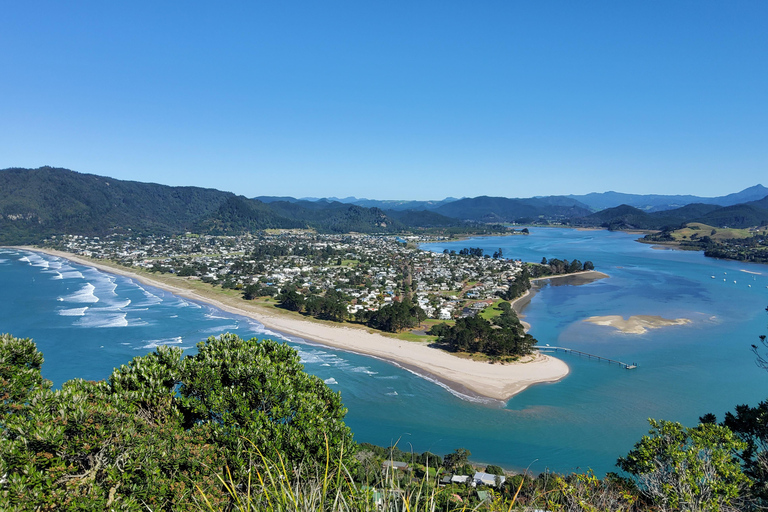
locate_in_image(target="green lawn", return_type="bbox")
[479,299,506,320]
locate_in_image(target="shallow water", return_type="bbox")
[2,229,767,475]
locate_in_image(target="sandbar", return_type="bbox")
[584,315,691,334]
[17,247,570,402]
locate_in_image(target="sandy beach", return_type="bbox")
[18,247,570,401]
[584,314,691,334]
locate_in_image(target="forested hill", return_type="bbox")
[0,167,468,244]
[571,201,768,230]
[0,167,240,243]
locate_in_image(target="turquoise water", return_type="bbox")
[2,229,767,476]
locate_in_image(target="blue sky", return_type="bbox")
[2,1,766,200]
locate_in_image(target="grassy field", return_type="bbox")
[671,223,767,241]
[479,299,506,321]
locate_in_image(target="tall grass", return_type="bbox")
[195,446,540,512]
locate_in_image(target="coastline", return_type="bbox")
[511,270,609,332]
[15,246,569,402]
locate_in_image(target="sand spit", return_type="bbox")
[17,247,570,401]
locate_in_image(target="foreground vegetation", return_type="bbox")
[3,318,768,510]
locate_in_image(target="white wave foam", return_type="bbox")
[63,283,99,303]
[59,307,88,317]
[136,336,183,349]
[50,271,64,280]
[135,285,163,305]
[324,377,338,385]
[60,270,85,280]
[202,325,240,334]
[350,366,378,375]
[18,256,30,263]
[0,258,8,264]
[102,299,131,311]
[75,312,128,328]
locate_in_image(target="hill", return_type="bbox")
[566,185,768,212]
[432,196,592,223]
[0,166,238,243]
[0,167,430,243]
[572,199,768,231]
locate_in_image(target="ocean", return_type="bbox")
[2,228,767,476]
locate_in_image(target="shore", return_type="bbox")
[18,247,570,402]
[511,271,610,332]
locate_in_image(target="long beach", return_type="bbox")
[21,247,571,401]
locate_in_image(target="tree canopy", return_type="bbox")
[0,333,355,510]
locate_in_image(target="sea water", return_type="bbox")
[1,228,767,476]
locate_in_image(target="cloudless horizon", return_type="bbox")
[2,2,766,200]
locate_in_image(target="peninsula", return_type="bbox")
[23,246,569,401]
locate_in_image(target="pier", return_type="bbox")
[538,346,637,369]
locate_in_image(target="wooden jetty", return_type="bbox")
[538,346,637,369]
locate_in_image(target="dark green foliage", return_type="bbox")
[484,464,505,476]
[194,196,303,234]
[179,334,355,476]
[0,166,236,243]
[432,196,592,223]
[0,333,51,417]
[0,167,468,243]
[499,267,532,301]
[721,400,768,506]
[617,419,748,511]
[574,200,768,231]
[278,288,306,312]
[0,333,355,510]
[363,299,426,332]
[429,310,536,358]
[443,448,471,472]
[384,209,469,228]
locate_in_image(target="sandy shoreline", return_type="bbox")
[15,247,570,402]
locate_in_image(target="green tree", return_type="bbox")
[1,339,225,510]
[617,419,749,512]
[0,333,355,510]
[277,288,305,312]
[485,464,505,476]
[0,333,51,417]
[179,334,355,477]
[443,448,471,472]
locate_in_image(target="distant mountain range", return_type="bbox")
[0,167,476,244]
[2,167,767,244]
[260,185,768,229]
[261,184,768,214]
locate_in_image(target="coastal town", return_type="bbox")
[40,231,538,323]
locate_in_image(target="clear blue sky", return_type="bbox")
[2,1,766,200]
